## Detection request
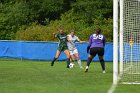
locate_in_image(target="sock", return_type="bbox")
[100,59,105,71]
[87,57,92,67]
[77,60,82,67]
[51,57,57,66]
[66,58,70,68]
[70,59,74,64]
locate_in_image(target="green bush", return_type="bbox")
[16,23,48,41]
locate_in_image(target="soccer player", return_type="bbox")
[67,30,86,68]
[51,27,70,68]
[85,28,106,73]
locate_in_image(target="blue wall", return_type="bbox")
[0,41,113,61]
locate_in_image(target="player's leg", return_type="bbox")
[99,56,105,73]
[70,54,75,62]
[74,50,82,68]
[69,53,75,67]
[85,48,96,72]
[86,48,96,67]
[98,48,105,73]
[51,50,61,66]
[64,49,71,68]
[85,54,94,72]
[69,50,75,63]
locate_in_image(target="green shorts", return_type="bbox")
[57,45,68,51]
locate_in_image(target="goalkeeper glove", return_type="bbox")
[87,46,90,53]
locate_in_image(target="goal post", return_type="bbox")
[114,0,140,84]
[113,0,119,85]
[119,0,124,76]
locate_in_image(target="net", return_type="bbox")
[121,0,140,84]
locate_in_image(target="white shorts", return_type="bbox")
[69,49,78,55]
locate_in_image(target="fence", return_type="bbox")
[0,40,113,61]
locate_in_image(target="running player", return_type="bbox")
[67,30,86,68]
[51,27,70,68]
[85,28,106,73]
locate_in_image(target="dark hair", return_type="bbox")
[57,27,64,31]
[96,28,101,35]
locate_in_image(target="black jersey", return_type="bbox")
[56,33,68,47]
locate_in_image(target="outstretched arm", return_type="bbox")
[75,35,87,43]
[53,33,57,39]
[103,36,106,47]
[79,40,87,43]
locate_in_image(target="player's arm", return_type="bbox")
[87,35,92,53]
[103,36,106,47]
[53,33,57,39]
[75,36,86,43]
[79,40,86,43]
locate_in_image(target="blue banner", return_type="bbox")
[0,41,113,61]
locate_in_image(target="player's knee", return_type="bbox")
[55,54,59,58]
[66,55,70,58]
[99,59,104,62]
[88,57,93,62]
[54,57,58,59]
[88,54,94,58]
[75,56,79,60]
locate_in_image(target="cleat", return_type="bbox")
[102,70,106,73]
[67,65,70,68]
[51,61,54,66]
[85,66,89,72]
[51,62,54,66]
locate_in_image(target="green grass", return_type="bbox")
[0,59,139,93]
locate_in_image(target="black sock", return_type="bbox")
[66,58,70,68]
[51,57,57,66]
[87,57,92,67]
[100,59,105,70]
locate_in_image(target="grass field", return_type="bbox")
[0,59,139,93]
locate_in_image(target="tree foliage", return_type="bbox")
[0,0,113,41]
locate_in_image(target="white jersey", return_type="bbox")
[67,35,80,50]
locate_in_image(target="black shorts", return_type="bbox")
[57,45,68,51]
[89,47,104,57]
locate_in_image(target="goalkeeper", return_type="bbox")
[85,28,106,73]
[51,27,70,68]
[67,30,86,68]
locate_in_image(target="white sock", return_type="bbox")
[86,66,89,69]
[77,60,82,67]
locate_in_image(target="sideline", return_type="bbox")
[107,83,118,93]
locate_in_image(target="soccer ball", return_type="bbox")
[69,63,74,68]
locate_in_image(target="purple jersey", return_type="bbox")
[88,34,106,48]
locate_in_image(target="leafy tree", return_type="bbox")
[0,0,74,39]
[0,1,30,39]
[1,0,113,41]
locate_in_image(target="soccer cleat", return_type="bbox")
[85,66,89,72]
[102,70,106,73]
[67,65,70,68]
[51,61,54,66]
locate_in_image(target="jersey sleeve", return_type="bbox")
[88,35,92,47]
[103,36,106,47]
